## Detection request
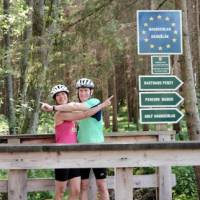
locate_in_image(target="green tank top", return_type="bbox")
[77,98,104,143]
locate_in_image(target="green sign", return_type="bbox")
[139,75,183,91]
[139,92,183,107]
[151,56,170,74]
[140,108,183,124]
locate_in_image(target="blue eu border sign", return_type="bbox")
[137,10,183,55]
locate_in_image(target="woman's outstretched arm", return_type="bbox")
[56,96,113,121]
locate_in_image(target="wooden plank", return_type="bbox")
[0,180,7,192]
[0,142,199,169]
[158,134,172,142]
[1,142,200,152]
[105,135,157,143]
[0,131,175,144]
[27,179,54,192]
[8,138,20,144]
[106,131,175,137]
[0,131,174,140]
[0,174,176,192]
[0,134,55,144]
[22,138,54,144]
[8,170,27,200]
[0,134,54,140]
[108,174,176,189]
[115,168,133,200]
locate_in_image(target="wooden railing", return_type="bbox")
[0,141,200,200]
[0,131,176,200]
[0,131,175,144]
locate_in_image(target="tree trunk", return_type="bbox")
[187,0,199,97]
[18,0,33,133]
[125,54,134,124]
[3,0,16,134]
[20,0,33,97]
[21,0,47,134]
[95,45,111,129]
[172,56,182,135]
[176,0,200,141]
[196,0,200,110]
[112,66,118,132]
[176,0,200,198]
[142,56,150,131]
[150,0,157,10]
[102,79,110,129]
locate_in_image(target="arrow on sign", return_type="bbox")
[140,108,184,124]
[139,92,184,107]
[139,75,183,91]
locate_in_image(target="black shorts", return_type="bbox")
[55,168,80,182]
[80,168,107,180]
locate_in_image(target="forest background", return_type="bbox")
[1,0,200,199]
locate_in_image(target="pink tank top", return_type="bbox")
[55,121,77,144]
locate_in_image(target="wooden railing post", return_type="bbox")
[88,169,97,200]
[8,169,27,200]
[8,138,27,200]
[115,168,133,200]
[158,165,172,200]
[158,134,172,200]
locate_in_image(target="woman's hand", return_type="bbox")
[41,102,53,112]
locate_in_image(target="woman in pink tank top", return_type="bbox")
[41,84,112,200]
[55,120,77,144]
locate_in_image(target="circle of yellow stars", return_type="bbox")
[141,14,178,51]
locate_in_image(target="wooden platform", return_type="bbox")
[0,131,177,200]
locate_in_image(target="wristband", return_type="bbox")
[52,105,56,111]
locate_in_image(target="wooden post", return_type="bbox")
[115,168,133,200]
[8,138,27,200]
[8,169,27,200]
[158,166,172,200]
[158,132,172,200]
[88,169,97,200]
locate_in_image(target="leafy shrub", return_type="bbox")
[0,115,9,135]
[28,192,54,200]
[172,166,198,200]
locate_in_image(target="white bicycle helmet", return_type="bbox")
[76,78,95,89]
[50,84,69,98]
